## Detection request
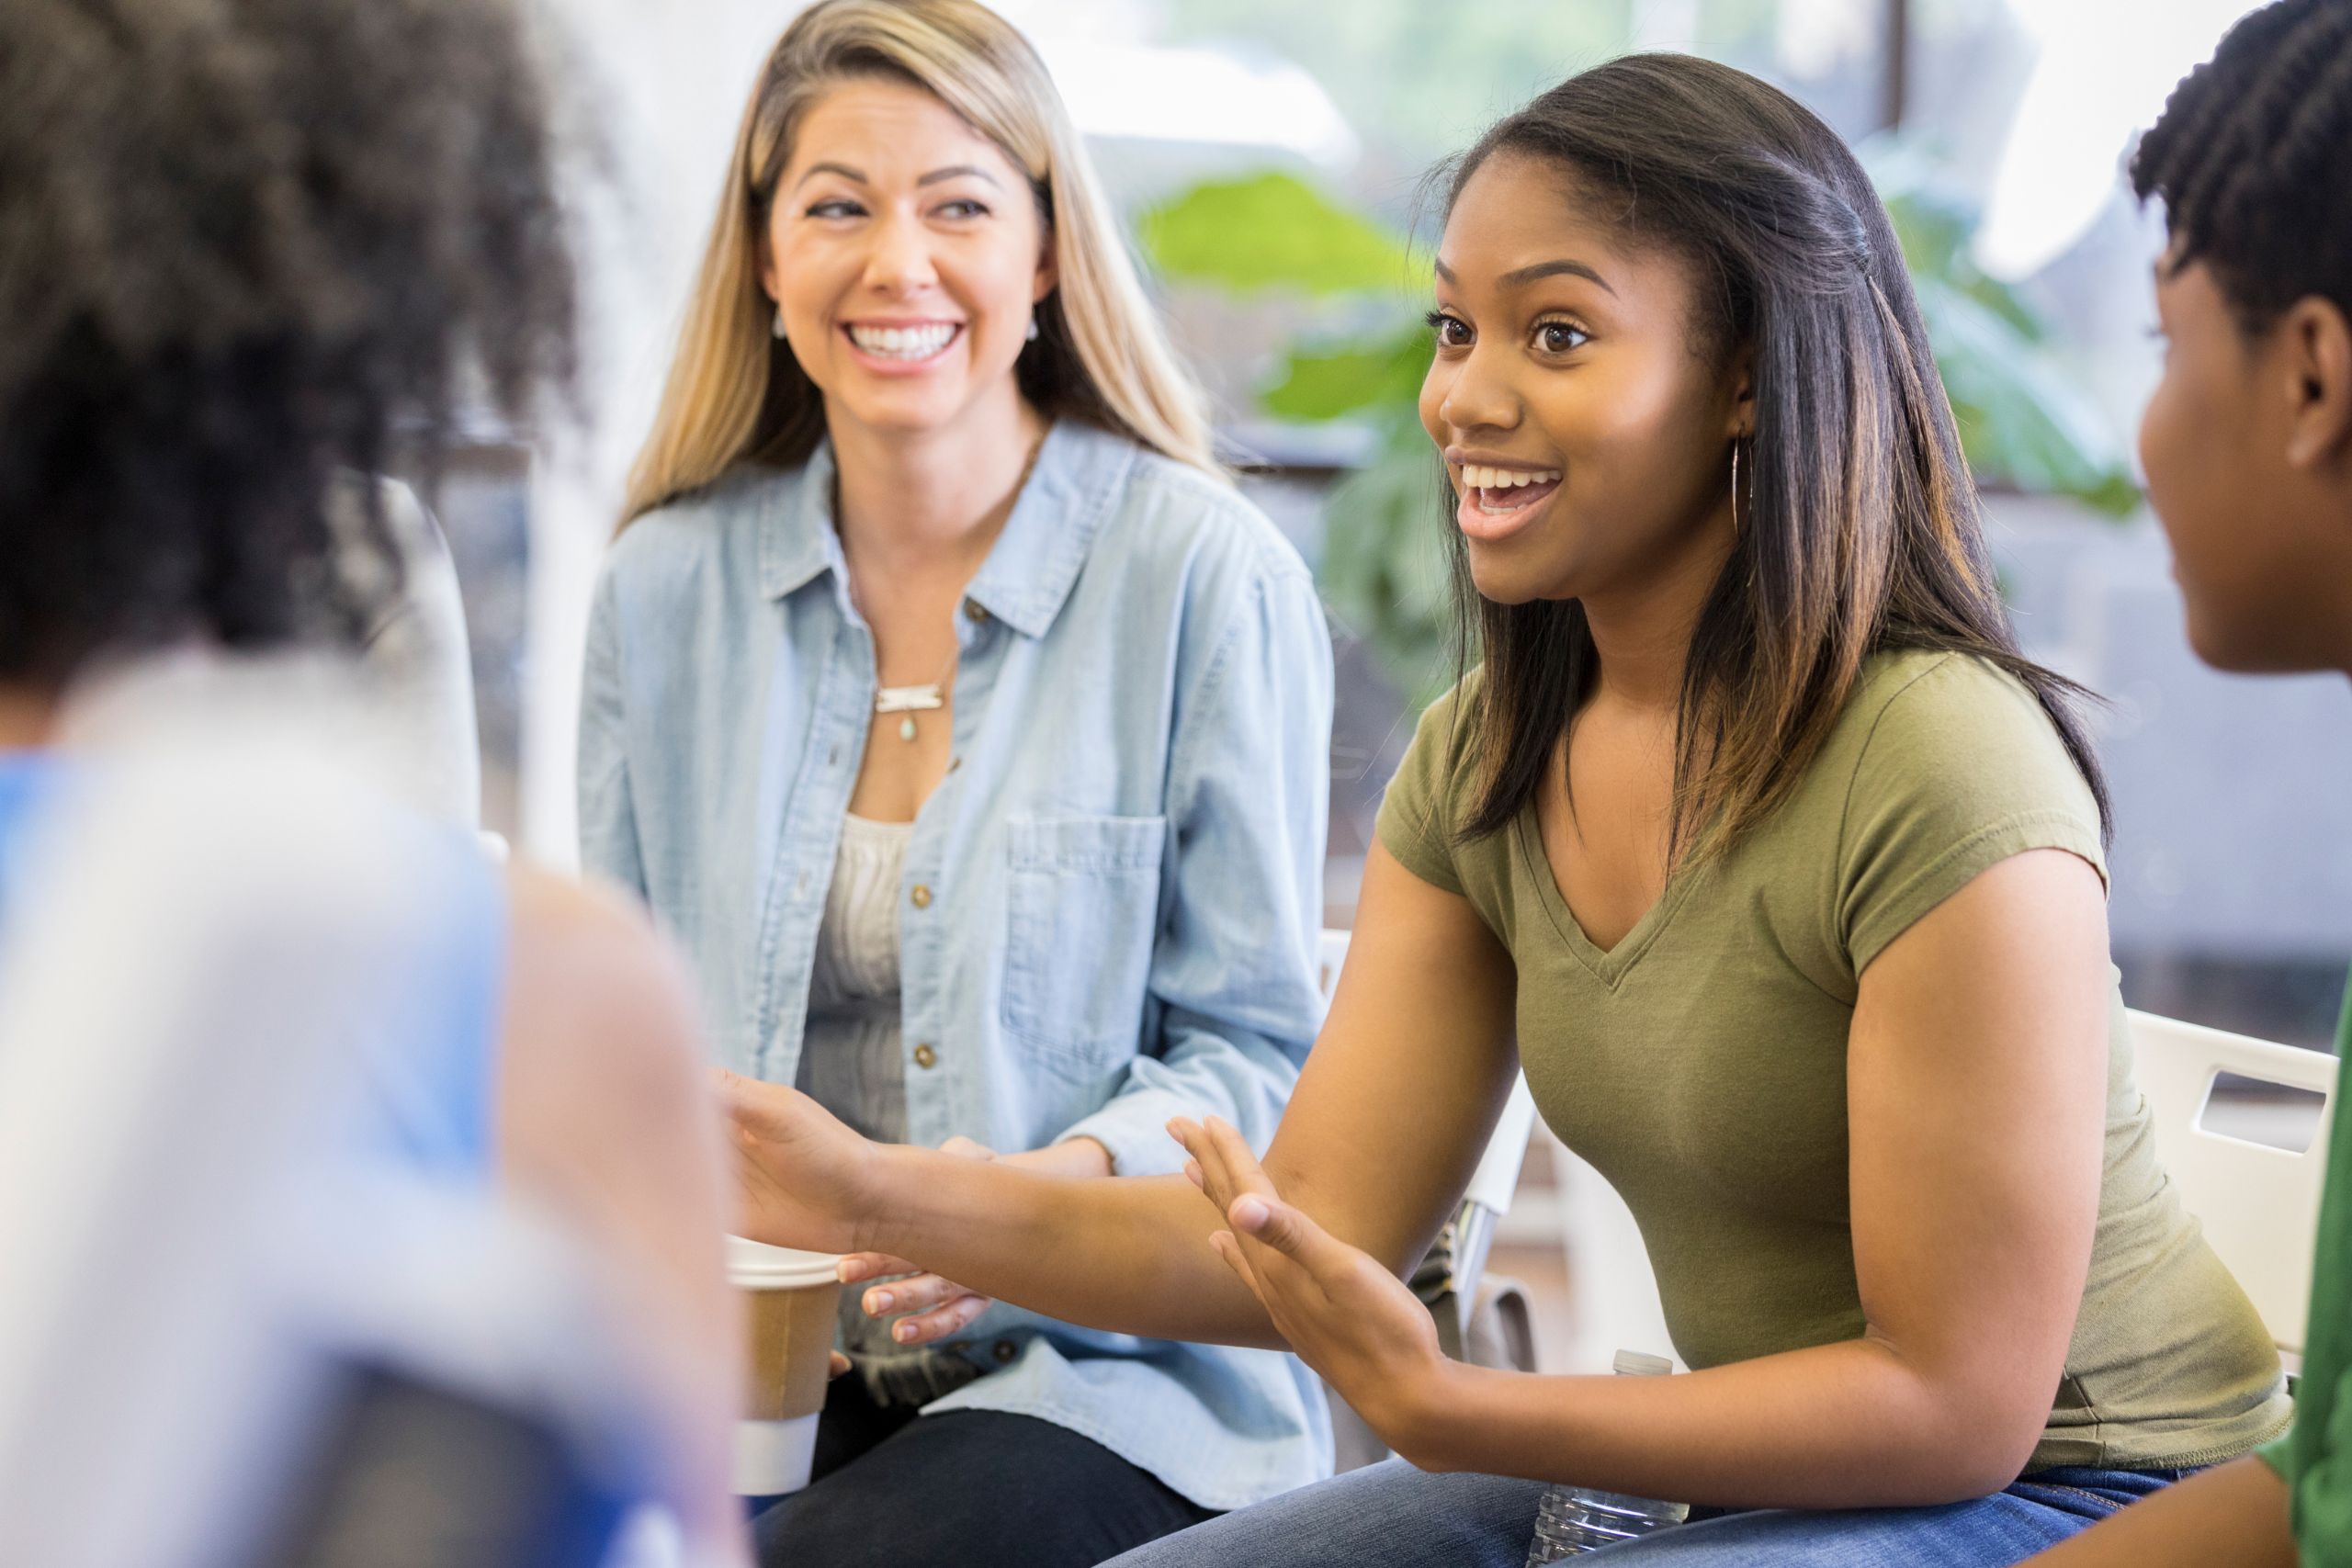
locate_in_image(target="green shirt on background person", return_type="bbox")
[2262,984,2352,1556]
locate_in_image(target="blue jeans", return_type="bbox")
[1098,1458,2189,1567]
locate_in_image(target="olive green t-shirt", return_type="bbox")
[2261,981,2352,1551]
[1377,650,2292,1471]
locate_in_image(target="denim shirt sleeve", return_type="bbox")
[577,564,646,899]
[1056,560,1333,1175]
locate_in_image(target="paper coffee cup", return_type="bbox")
[727,1236,843,1497]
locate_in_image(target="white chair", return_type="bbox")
[2129,1009,2336,1377]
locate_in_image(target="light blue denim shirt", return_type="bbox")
[579,420,1334,1509]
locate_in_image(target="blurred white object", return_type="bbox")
[2131,1009,2335,1377]
[0,682,690,1568]
[1036,39,1356,167]
[1976,0,2267,280]
[329,475,483,827]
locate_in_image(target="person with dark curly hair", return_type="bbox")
[0,1,746,1561]
[2026,4,2352,1565]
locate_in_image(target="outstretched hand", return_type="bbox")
[714,1068,877,1257]
[1167,1115,1448,1450]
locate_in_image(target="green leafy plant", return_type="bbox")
[1865,143,2142,518]
[1138,162,2140,701]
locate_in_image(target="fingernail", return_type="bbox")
[867,1291,893,1314]
[895,1323,916,1343]
[838,1260,867,1283]
[1232,1195,1268,1228]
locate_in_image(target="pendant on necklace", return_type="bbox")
[876,682,944,746]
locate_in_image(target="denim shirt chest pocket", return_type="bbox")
[1001,813,1167,1076]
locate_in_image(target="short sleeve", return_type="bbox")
[1374,675,1480,897]
[1837,655,2108,975]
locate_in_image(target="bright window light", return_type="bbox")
[1976,0,2265,280]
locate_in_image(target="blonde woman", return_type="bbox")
[579,2,1333,1562]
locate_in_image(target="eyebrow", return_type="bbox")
[793,162,1003,191]
[918,164,1001,188]
[796,161,867,189]
[1432,256,1616,296]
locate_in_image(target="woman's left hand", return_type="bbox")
[1168,1115,1451,1455]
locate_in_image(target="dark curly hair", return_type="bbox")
[2132,0,2352,332]
[0,0,575,691]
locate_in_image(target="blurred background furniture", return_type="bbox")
[2132,1010,2336,1379]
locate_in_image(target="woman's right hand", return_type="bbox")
[713,1068,878,1257]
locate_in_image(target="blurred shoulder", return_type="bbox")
[500,861,703,1082]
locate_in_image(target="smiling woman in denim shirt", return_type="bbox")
[579,3,1333,1563]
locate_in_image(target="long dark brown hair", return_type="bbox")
[1443,53,2109,860]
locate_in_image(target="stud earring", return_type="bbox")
[773,305,788,340]
[1025,316,1040,343]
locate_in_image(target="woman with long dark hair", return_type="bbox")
[717,53,2287,1565]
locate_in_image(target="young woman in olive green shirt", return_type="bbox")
[718,52,2289,1565]
[2025,5,2352,1566]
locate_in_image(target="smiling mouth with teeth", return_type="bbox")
[1458,462,1565,513]
[845,322,962,361]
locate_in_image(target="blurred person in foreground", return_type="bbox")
[2027,3,2352,1564]
[0,0,742,1561]
[589,1,1331,1561]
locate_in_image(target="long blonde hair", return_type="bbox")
[619,0,1216,526]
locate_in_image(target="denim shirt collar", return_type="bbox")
[754,419,1140,638]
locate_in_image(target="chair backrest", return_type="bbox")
[2129,1009,2335,1367]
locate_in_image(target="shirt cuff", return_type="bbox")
[1056,1088,1205,1179]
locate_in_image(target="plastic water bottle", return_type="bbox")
[1525,1349,1690,1562]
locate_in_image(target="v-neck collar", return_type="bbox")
[1511,807,1697,988]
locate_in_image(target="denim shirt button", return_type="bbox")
[910,884,933,909]
[912,1043,938,1069]
[992,1338,1018,1364]
[964,598,989,624]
